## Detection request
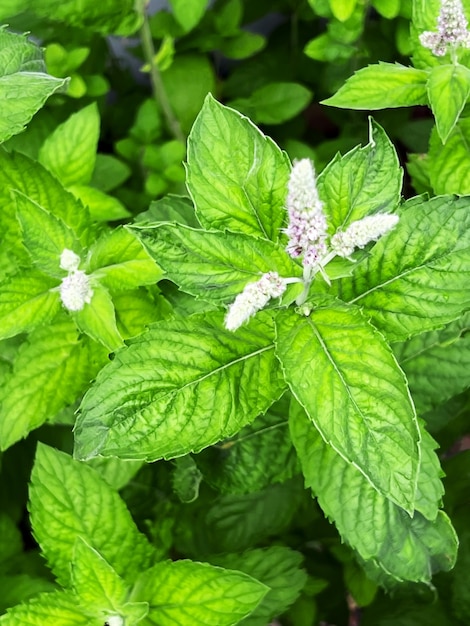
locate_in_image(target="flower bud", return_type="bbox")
[59,271,93,312]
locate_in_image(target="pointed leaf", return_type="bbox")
[168,0,208,32]
[290,402,457,584]
[0,575,56,614]
[130,560,268,626]
[275,303,419,513]
[428,119,470,194]
[29,444,155,587]
[74,313,286,461]
[186,95,291,241]
[73,283,124,351]
[426,64,470,144]
[0,591,98,626]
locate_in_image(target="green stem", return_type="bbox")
[138,0,185,143]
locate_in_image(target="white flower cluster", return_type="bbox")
[225,272,286,331]
[105,616,124,626]
[59,248,93,312]
[330,214,400,258]
[419,0,470,56]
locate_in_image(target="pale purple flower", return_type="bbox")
[330,213,399,258]
[419,0,470,56]
[60,270,93,311]
[225,272,287,331]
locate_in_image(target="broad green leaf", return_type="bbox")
[0,317,108,451]
[86,457,143,491]
[210,547,307,626]
[88,227,162,291]
[91,154,131,193]
[195,397,299,494]
[135,195,200,228]
[0,513,22,563]
[317,118,401,231]
[168,0,208,32]
[130,560,268,625]
[74,313,286,461]
[187,95,291,241]
[290,402,458,584]
[14,192,81,278]
[0,271,60,340]
[113,288,173,339]
[394,312,470,414]
[332,195,470,341]
[0,28,67,143]
[0,575,56,613]
[229,82,312,125]
[68,185,131,222]
[219,31,266,60]
[372,0,401,18]
[73,283,124,351]
[29,444,155,587]
[132,223,301,304]
[39,103,100,187]
[329,0,357,21]
[322,63,428,109]
[0,591,97,626]
[275,303,419,512]
[428,119,470,194]
[426,64,470,143]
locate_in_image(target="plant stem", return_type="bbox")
[138,1,185,143]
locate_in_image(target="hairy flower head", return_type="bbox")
[59,270,93,312]
[60,248,81,272]
[330,213,399,258]
[225,272,286,331]
[419,0,470,56]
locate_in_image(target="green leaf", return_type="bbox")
[73,282,123,351]
[0,513,22,563]
[317,118,402,231]
[168,0,208,32]
[290,402,458,584]
[0,575,56,613]
[74,313,286,461]
[86,457,143,491]
[88,227,162,292]
[0,28,67,143]
[219,31,266,60]
[135,195,199,228]
[322,63,428,109]
[132,223,300,304]
[130,559,268,625]
[332,195,470,341]
[187,95,291,240]
[113,288,172,339]
[29,444,155,587]
[329,0,357,21]
[38,103,100,187]
[0,591,98,626]
[210,547,307,626]
[68,185,131,222]
[230,82,312,125]
[372,0,401,18]
[0,317,108,451]
[14,192,81,278]
[91,154,131,193]
[0,270,60,341]
[426,64,470,144]
[428,119,470,194]
[172,456,203,503]
[275,303,419,513]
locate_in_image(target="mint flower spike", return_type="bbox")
[59,248,81,272]
[60,271,94,311]
[330,213,399,258]
[225,272,287,331]
[419,0,470,57]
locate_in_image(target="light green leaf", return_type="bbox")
[322,63,428,109]
[88,227,162,292]
[130,559,268,625]
[317,118,401,231]
[0,317,108,451]
[73,283,123,351]
[39,103,100,187]
[290,402,458,584]
[210,547,307,626]
[113,288,172,339]
[91,154,131,193]
[428,119,470,194]
[426,64,470,144]
[372,0,401,18]
[74,313,286,461]
[414,422,445,520]
[14,191,81,278]
[0,575,56,614]
[332,195,470,341]
[275,302,419,513]
[0,270,60,341]
[68,185,131,222]
[0,591,97,626]
[29,444,155,587]
[132,222,301,304]
[168,0,208,32]
[0,28,67,143]
[172,456,203,503]
[219,31,266,60]
[230,82,312,125]
[329,0,357,21]
[187,95,291,240]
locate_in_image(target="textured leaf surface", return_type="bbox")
[275,303,419,512]
[73,283,123,351]
[0,29,66,143]
[186,95,290,240]
[322,63,428,109]
[75,313,285,461]
[39,104,100,187]
[428,120,470,194]
[133,222,300,304]
[290,403,457,583]
[426,64,470,144]
[0,317,108,450]
[210,547,307,626]
[333,195,470,340]
[317,118,401,231]
[0,591,97,626]
[130,559,268,626]
[29,444,155,586]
